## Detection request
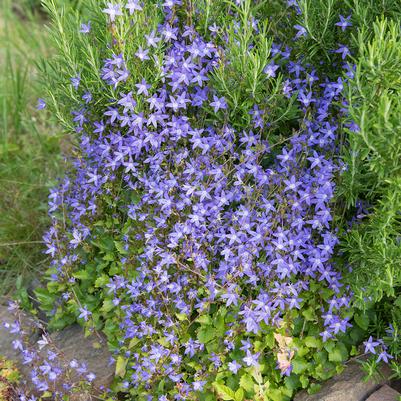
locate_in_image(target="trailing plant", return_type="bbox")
[26,1,371,400]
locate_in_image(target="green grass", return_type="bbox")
[0,0,63,296]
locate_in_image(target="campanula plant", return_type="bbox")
[11,0,401,400]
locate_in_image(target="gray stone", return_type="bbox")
[294,359,392,401]
[365,385,401,401]
[49,324,115,394]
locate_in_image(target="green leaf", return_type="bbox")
[115,356,127,378]
[213,383,235,400]
[300,375,309,388]
[308,383,322,394]
[239,374,254,393]
[114,240,129,255]
[34,287,54,308]
[304,336,322,348]
[72,270,91,280]
[234,388,244,401]
[292,358,309,374]
[285,374,301,391]
[100,299,114,313]
[197,326,215,344]
[302,307,316,321]
[175,313,188,321]
[354,313,370,331]
[196,315,213,325]
[328,342,348,363]
[129,338,140,349]
[95,274,110,288]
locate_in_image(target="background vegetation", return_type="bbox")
[0,0,66,295]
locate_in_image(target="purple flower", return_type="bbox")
[294,24,307,38]
[228,360,241,374]
[71,75,81,90]
[103,3,123,22]
[210,95,227,113]
[145,31,161,48]
[363,336,380,354]
[136,79,151,96]
[264,62,279,78]
[78,306,92,321]
[298,91,315,107]
[320,329,333,342]
[82,91,92,104]
[80,21,91,34]
[161,24,178,42]
[135,47,150,61]
[126,0,142,14]
[220,287,239,306]
[335,15,352,31]
[376,350,393,364]
[193,380,207,391]
[163,0,182,8]
[335,44,351,60]
[243,350,260,367]
[37,98,46,110]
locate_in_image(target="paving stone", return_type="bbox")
[365,385,401,401]
[294,359,392,401]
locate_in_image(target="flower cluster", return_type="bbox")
[38,0,361,399]
[363,335,393,364]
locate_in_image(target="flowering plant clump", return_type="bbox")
[18,0,401,400]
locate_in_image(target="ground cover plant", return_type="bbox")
[3,0,401,400]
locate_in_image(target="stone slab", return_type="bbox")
[365,385,401,401]
[49,324,115,393]
[294,359,391,401]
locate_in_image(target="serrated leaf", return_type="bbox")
[115,356,127,378]
[129,338,140,349]
[328,342,348,362]
[304,336,322,348]
[292,358,309,374]
[239,374,254,393]
[197,326,214,344]
[175,313,188,321]
[234,388,244,401]
[100,299,114,313]
[302,307,315,321]
[196,315,213,325]
[213,383,235,400]
[72,270,90,280]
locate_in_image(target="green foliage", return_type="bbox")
[338,18,401,304]
[30,1,370,399]
[0,0,62,295]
